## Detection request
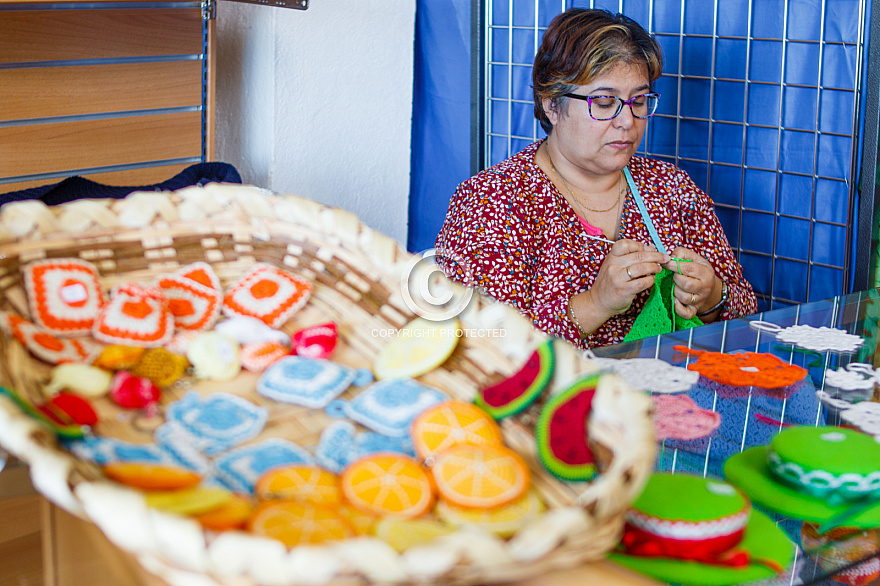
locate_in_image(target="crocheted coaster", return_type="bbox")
[1,311,101,365]
[652,394,721,441]
[65,435,191,469]
[257,355,373,409]
[212,438,314,494]
[592,357,698,394]
[314,420,415,473]
[23,258,106,337]
[160,391,268,456]
[750,321,865,354]
[330,378,449,437]
[155,269,222,331]
[186,332,242,381]
[624,269,702,343]
[93,283,173,348]
[222,263,312,329]
[674,345,808,389]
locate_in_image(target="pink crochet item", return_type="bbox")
[652,394,721,441]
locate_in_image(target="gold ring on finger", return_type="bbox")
[626,267,634,280]
[690,292,696,305]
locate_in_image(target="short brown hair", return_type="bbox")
[533,8,663,134]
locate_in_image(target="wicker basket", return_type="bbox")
[0,183,655,586]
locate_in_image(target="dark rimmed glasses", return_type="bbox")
[563,92,660,120]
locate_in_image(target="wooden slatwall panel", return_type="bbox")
[0,4,209,196]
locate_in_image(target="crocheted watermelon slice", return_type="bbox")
[474,340,554,420]
[536,375,598,481]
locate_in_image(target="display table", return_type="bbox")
[592,287,880,585]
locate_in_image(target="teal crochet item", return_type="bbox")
[624,269,702,342]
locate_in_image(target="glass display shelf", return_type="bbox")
[593,288,880,586]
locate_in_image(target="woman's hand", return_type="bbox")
[588,239,669,318]
[663,247,719,320]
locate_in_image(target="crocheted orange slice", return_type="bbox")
[248,500,353,547]
[1,312,98,365]
[435,489,545,537]
[101,462,201,491]
[431,444,529,509]
[192,494,254,531]
[340,453,435,518]
[156,272,221,331]
[223,263,312,329]
[144,486,233,515]
[411,400,503,461]
[93,283,173,348]
[23,258,105,337]
[373,517,456,552]
[338,503,379,536]
[373,317,460,380]
[255,465,341,506]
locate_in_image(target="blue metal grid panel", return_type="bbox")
[483,0,869,311]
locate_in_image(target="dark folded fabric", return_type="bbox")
[0,162,242,207]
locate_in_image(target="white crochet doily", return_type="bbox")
[824,363,880,393]
[816,391,880,442]
[750,321,864,354]
[590,357,698,394]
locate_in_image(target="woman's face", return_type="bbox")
[544,62,651,179]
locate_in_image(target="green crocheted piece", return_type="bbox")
[623,269,702,343]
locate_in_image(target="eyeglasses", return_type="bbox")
[563,92,660,120]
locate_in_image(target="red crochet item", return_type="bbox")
[673,345,807,389]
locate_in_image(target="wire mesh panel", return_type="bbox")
[482,0,870,311]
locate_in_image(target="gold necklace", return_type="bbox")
[547,149,621,214]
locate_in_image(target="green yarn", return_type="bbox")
[624,268,702,342]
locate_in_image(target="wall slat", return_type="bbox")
[0,9,203,64]
[0,62,202,121]
[0,112,202,178]
[0,164,194,195]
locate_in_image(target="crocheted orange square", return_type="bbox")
[23,258,106,337]
[93,283,173,348]
[0,311,101,365]
[222,264,312,329]
[156,263,222,331]
[177,261,221,292]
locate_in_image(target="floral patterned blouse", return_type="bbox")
[435,140,757,349]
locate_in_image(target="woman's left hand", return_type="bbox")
[663,247,718,320]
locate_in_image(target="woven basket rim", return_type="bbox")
[0,184,656,586]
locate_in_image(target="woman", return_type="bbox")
[435,8,757,349]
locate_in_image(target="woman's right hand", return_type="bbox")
[587,238,668,318]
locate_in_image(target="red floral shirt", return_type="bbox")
[435,140,757,349]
